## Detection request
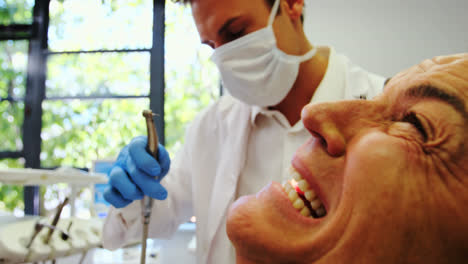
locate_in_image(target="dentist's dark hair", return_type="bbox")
[172,0,305,23]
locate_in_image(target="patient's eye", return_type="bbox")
[401,112,428,141]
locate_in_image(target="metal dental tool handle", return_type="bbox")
[45,197,69,244]
[141,109,159,264]
[25,221,71,261]
[26,221,44,249]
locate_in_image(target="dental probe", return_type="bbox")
[25,220,44,249]
[45,197,69,244]
[141,109,159,264]
[25,221,71,261]
[24,221,44,262]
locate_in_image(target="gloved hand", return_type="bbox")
[103,136,171,208]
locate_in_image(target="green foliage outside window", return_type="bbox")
[0,0,219,215]
[0,0,34,25]
[0,0,34,213]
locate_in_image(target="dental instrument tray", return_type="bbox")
[0,217,103,263]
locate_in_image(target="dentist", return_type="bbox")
[102,0,385,263]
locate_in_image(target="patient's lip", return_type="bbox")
[291,157,329,214]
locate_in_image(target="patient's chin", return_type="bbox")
[226,195,254,245]
[226,195,302,263]
[226,195,280,261]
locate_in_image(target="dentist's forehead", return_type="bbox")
[192,0,245,39]
[192,0,269,24]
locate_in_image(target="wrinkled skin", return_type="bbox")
[226,53,468,264]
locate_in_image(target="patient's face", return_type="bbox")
[226,54,468,264]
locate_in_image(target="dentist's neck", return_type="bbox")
[270,46,330,126]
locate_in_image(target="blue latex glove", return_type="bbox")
[103,136,171,208]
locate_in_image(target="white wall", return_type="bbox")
[304,0,468,78]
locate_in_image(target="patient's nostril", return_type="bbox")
[311,132,327,149]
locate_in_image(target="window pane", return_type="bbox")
[41,99,148,169]
[164,1,220,156]
[46,52,150,97]
[48,0,153,51]
[0,101,24,151]
[42,183,93,219]
[0,0,34,25]
[0,40,28,99]
[0,147,25,215]
[0,35,26,214]
[0,184,24,215]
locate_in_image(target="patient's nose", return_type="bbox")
[301,100,378,157]
[301,102,347,157]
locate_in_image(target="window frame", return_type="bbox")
[0,0,166,215]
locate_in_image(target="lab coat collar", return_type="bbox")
[250,105,263,125]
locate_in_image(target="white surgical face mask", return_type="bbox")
[210,0,317,107]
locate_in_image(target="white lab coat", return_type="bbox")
[103,48,386,263]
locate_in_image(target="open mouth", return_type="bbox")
[283,166,327,218]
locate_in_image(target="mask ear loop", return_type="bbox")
[267,0,281,26]
[269,0,317,62]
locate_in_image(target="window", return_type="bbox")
[0,0,35,214]
[0,0,219,216]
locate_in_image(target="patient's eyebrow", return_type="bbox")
[405,84,468,121]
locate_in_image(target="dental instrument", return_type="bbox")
[25,220,47,262]
[141,109,159,264]
[45,197,69,244]
[25,220,44,249]
[25,212,71,261]
[0,217,102,263]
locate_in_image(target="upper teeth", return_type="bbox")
[283,166,326,218]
